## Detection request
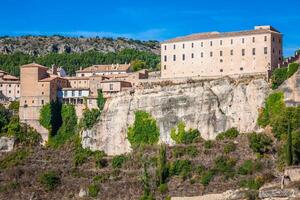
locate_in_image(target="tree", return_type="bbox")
[97,89,105,111]
[157,145,169,185]
[140,163,154,200]
[131,60,146,71]
[0,104,10,131]
[287,119,293,166]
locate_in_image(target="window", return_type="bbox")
[182,54,185,61]
[230,49,233,56]
[220,59,223,63]
[191,53,194,59]
[164,65,166,70]
[17,90,19,94]
[173,44,176,49]
[252,37,255,43]
[220,51,223,56]
[264,47,268,54]
[201,42,203,47]
[201,52,203,58]
[191,43,194,48]
[252,48,256,55]
[9,84,11,87]
[41,84,44,87]
[272,37,275,42]
[0,84,2,87]
[242,49,245,56]
[41,100,44,105]
[210,52,213,57]
[231,39,233,44]
[81,74,84,77]
[220,69,223,72]
[89,100,92,104]
[210,41,213,46]
[279,38,281,43]
[173,55,176,61]
[8,90,11,93]
[164,55,167,62]
[79,90,82,96]
[109,84,113,90]
[42,92,44,95]
[72,91,75,96]
[220,40,223,45]
[64,91,67,96]
[32,100,34,103]
[164,45,167,50]
[242,38,245,44]
[240,67,244,71]
[264,36,267,41]
[273,48,275,53]
[182,44,185,49]
[79,81,81,84]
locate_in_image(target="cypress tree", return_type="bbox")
[287,118,293,166]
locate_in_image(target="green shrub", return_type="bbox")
[216,128,239,140]
[223,142,237,154]
[257,92,285,128]
[73,147,94,166]
[195,164,206,175]
[239,176,264,190]
[88,184,100,197]
[200,170,215,186]
[8,101,19,112]
[80,109,100,130]
[48,104,77,148]
[170,122,200,144]
[204,140,214,149]
[287,63,299,78]
[0,104,11,131]
[169,159,192,178]
[248,132,273,154]
[158,183,168,193]
[172,146,198,158]
[38,171,60,191]
[0,149,29,169]
[213,155,237,179]
[238,160,262,175]
[112,155,127,168]
[39,101,62,136]
[93,174,109,183]
[127,111,159,146]
[271,68,287,89]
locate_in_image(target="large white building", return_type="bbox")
[160,25,283,78]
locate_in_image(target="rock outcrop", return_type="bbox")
[82,75,270,155]
[0,137,14,152]
[0,36,160,55]
[279,69,300,106]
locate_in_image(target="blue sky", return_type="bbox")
[1,0,299,56]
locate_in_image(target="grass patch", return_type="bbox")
[0,149,29,170]
[38,171,61,191]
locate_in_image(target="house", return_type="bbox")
[160,25,283,78]
[0,70,20,101]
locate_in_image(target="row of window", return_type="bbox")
[63,90,83,97]
[164,47,278,62]
[0,84,19,87]
[164,36,280,50]
[0,90,19,94]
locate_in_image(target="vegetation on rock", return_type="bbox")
[38,171,61,191]
[127,111,160,146]
[271,62,299,89]
[170,121,200,144]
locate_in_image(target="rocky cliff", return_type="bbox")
[82,75,270,155]
[0,36,160,55]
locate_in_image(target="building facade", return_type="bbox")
[161,25,283,78]
[19,63,69,122]
[76,64,132,77]
[0,70,20,101]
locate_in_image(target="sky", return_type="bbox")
[1,0,299,56]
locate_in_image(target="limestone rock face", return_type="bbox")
[82,76,270,155]
[279,69,300,106]
[0,137,14,152]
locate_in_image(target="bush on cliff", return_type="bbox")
[38,170,61,191]
[80,109,100,130]
[170,121,200,144]
[48,104,77,148]
[271,62,299,89]
[39,101,62,136]
[216,127,239,140]
[127,111,159,146]
[248,132,273,155]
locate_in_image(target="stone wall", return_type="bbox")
[82,75,270,155]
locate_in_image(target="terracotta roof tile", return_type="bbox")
[21,63,48,69]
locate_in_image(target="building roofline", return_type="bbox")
[161,27,282,44]
[21,63,48,70]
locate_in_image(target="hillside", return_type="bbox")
[0,36,160,56]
